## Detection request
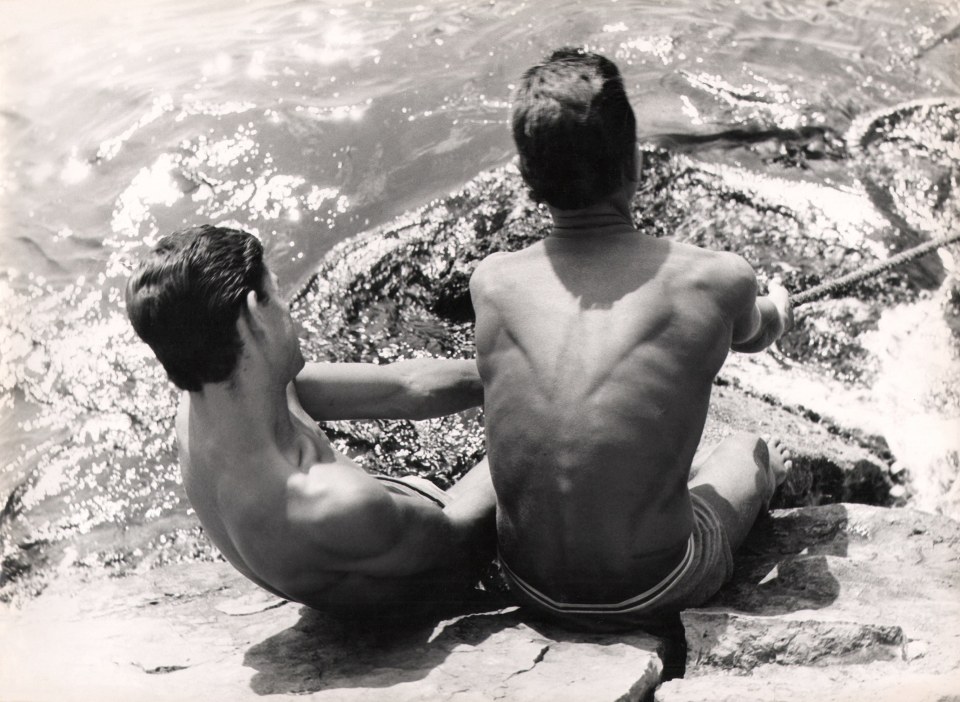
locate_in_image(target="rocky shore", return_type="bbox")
[3,100,959,701]
[3,499,958,701]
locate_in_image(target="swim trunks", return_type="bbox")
[375,474,449,508]
[499,491,734,632]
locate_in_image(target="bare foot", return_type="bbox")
[764,436,792,487]
[762,436,793,508]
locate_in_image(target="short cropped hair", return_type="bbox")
[125,225,269,392]
[512,47,637,210]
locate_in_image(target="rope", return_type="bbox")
[789,229,960,306]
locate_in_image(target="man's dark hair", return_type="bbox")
[125,224,269,392]
[512,47,637,210]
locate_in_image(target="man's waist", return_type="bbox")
[497,530,692,606]
[498,536,693,609]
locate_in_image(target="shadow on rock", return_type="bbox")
[243,590,515,696]
[709,503,848,615]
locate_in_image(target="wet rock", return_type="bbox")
[287,119,958,508]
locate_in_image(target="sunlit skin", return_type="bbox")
[176,270,496,614]
[470,164,793,605]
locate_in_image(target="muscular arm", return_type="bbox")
[731,281,793,353]
[716,252,792,353]
[293,358,483,422]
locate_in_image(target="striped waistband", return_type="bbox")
[499,535,695,615]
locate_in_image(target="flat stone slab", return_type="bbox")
[3,504,958,702]
[0,562,662,702]
[658,503,960,701]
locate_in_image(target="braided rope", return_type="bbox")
[789,229,960,307]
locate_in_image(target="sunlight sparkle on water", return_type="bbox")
[680,95,705,126]
[97,95,174,162]
[303,103,369,122]
[110,153,184,241]
[293,24,375,66]
[247,51,268,80]
[60,150,91,184]
[616,35,675,64]
[202,52,233,77]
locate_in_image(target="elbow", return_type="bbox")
[731,316,783,353]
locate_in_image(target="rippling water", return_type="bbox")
[1,0,958,599]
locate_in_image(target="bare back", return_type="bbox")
[176,388,452,612]
[471,231,756,603]
[176,390,358,605]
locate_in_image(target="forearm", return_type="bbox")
[731,295,790,353]
[293,358,483,421]
[391,358,484,420]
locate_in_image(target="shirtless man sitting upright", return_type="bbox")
[126,224,495,616]
[469,48,793,631]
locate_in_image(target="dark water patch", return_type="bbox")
[946,278,960,340]
[648,124,848,170]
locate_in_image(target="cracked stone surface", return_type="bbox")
[3,503,958,702]
[0,562,663,702]
[657,504,960,701]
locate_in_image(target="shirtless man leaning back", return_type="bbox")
[469,48,793,632]
[126,225,496,618]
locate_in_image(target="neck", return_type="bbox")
[188,368,296,452]
[548,196,636,239]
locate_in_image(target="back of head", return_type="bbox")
[125,224,268,392]
[512,47,637,210]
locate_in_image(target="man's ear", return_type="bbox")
[238,289,266,342]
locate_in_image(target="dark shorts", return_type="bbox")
[374,474,449,508]
[499,492,734,632]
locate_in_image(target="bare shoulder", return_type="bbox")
[697,248,758,317]
[471,247,526,281]
[656,241,758,323]
[470,245,541,298]
[671,242,755,294]
[286,461,375,520]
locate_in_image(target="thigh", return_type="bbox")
[688,432,772,552]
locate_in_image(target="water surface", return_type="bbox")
[1,0,958,598]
